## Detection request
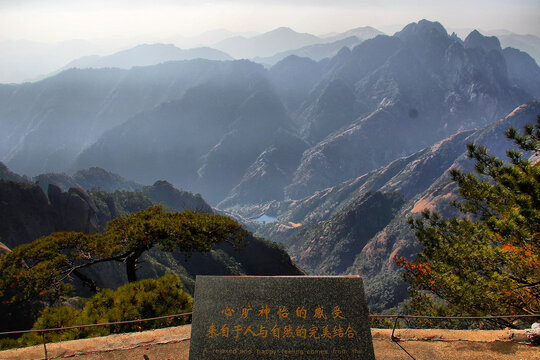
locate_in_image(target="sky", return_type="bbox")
[1,0,539,44]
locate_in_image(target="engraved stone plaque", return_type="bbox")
[188,276,375,359]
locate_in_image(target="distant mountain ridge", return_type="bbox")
[253,36,362,65]
[2,25,537,85]
[72,60,293,204]
[323,26,384,42]
[61,43,233,70]
[213,27,322,59]
[252,27,384,65]
[0,59,267,176]
[493,32,540,65]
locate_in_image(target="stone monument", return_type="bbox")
[189,276,375,359]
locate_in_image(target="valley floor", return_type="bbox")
[0,325,537,360]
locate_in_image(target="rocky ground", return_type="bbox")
[0,325,538,360]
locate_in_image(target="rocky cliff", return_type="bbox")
[0,181,100,249]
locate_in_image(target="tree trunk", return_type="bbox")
[126,255,138,282]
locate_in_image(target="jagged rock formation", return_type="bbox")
[463,30,502,52]
[0,180,100,248]
[284,21,530,199]
[34,173,81,193]
[0,165,216,247]
[47,184,100,234]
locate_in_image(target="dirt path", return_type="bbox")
[1,326,538,360]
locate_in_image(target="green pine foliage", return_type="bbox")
[82,274,192,331]
[10,274,192,349]
[89,189,158,217]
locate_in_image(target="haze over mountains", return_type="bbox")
[2,20,539,204]
[0,26,382,84]
[1,19,539,309]
[3,24,539,84]
[0,39,110,83]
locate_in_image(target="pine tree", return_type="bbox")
[0,206,246,318]
[398,117,540,326]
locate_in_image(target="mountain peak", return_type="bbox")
[258,27,320,40]
[215,27,320,59]
[464,30,502,53]
[270,27,296,34]
[396,19,448,39]
[351,26,379,32]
